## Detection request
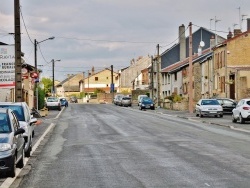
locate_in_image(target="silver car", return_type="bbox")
[0,102,37,157]
[121,97,132,107]
[195,99,223,118]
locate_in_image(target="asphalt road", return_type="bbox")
[4,104,250,188]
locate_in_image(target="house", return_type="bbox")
[56,73,84,97]
[160,24,225,100]
[79,68,119,94]
[131,66,150,90]
[212,26,250,100]
[119,56,151,93]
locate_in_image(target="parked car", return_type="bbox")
[0,102,37,157]
[59,97,68,107]
[213,98,237,113]
[232,98,250,124]
[46,97,61,111]
[121,97,132,107]
[139,97,155,110]
[113,94,124,105]
[195,99,223,118]
[138,95,148,106]
[70,96,78,103]
[0,108,25,178]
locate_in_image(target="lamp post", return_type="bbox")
[34,37,54,110]
[52,59,61,96]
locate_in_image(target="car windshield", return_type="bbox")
[201,100,220,105]
[0,105,25,121]
[122,97,131,100]
[47,98,58,102]
[0,113,10,133]
[143,98,153,102]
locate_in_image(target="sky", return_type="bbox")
[0,0,249,82]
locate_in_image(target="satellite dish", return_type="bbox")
[200,41,205,47]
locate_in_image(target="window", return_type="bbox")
[106,77,108,79]
[174,72,177,81]
[95,77,98,81]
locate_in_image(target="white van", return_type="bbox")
[137,95,148,106]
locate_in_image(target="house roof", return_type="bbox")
[56,74,75,86]
[161,48,211,73]
[213,30,250,50]
[161,27,225,70]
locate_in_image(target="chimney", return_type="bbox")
[247,18,250,31]
[227,31,233,39]
[210,35,215,48]
[234,29,242,37]
[91,66,95,75]
[179,24,186,61]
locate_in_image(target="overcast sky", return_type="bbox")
[0,0,249,81]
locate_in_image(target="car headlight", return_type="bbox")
[142,104,145,106]
[150,104,153,106]
[0,143,11,151]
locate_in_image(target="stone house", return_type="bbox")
[213,27,250,100]
[119,56,151,93]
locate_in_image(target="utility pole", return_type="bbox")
[52,59,55,96]
[14,0,22,102]
[188,22,193,113]
[111,65,114,102]
[156,44,160,107]
[151,56,154,99]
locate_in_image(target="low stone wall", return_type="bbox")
[160,101,189,111]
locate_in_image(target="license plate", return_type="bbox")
[210,111,216,113]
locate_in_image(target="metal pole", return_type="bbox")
[52,59,55,96]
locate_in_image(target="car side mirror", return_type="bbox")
[15,128,25,136]
[30,117,38,125]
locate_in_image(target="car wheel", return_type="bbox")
[8,156,16,178]
[199,111,203,118]
[58,107,61,111]
[16,148,24,168]
[32,130,35,138]
[232,114,237,123]
[239,114,245,124]
[219,114,223,118]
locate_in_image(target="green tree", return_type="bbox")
[38,86,45,109]
[41,77,53,97]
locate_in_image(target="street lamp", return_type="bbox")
[52,59,61,96]
[34,37,54,110]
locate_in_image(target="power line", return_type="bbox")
[20,6,33,44]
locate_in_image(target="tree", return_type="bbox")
[38,86,45,109]
[41,77,53,97]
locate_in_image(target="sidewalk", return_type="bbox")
[154,107,250,133]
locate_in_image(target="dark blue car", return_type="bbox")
[139,97,155,110]
[60,98,68,107]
